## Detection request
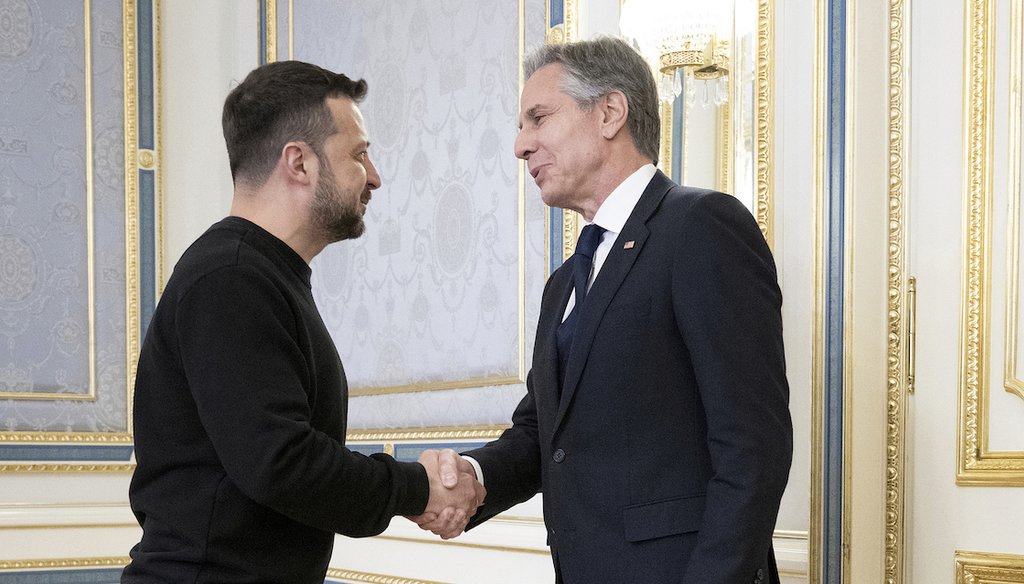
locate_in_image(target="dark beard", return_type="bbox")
[311,163,365,243]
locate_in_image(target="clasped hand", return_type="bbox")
[406,448,485,539]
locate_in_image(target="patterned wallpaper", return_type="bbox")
[289,0,548,427]
[0,0,130,435]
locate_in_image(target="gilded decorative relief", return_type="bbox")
[885,0,909,581]
[959,0,1024,486]
[956,551,1024,583]
[1005,0,1024,405]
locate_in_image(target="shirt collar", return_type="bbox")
[590,164,657,234]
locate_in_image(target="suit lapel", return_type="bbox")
[535,261,575,408]
[552,171,676,436]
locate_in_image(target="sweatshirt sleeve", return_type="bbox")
[174,264,428,537]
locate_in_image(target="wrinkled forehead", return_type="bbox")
[519,64,570,112]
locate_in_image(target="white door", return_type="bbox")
[904,0,1024,581]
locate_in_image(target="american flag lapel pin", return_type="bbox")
[623,240,635,250]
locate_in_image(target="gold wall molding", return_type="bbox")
[885,0,909,581]
[956,551,1024,583]
[123,0,141,441]
[756,0,775,246]
[659,100,673,179]
[0,463,134,473]
[0,432,132,444]
[264,0,277,64]
[0,557,129,570]
[959,0,1024,485]
[347,425,508,443]
[810,0,827,578]
[156,0,166,292]
[1005,0,1024,403]
[325,569,447,584]
[718,93,732,195]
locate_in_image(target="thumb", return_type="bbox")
[438,449,460,488]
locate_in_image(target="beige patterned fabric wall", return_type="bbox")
[288,0,548,428]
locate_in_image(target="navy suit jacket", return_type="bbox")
[464,171,793,583]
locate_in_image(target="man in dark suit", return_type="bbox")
[413,37,792,583]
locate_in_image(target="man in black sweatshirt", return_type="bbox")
[123,61,484,583]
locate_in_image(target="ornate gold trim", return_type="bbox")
[0,557,129,570]
[718,88,732,195]
[1005,0,1024,403]
[85,0,98,401]
[0,464,134,473]
[755,0,775,246]
[373,535,551,556]
[350,375,524,397]
[157,0,166,293]
[810,0,827,581]
[660,100,673,179]
[123,0,141,445]
[138,149,155,170]
[0,431,132,443]
[265,0,277,64]
[955,551,1024,583]
[884,0,909,580]
[325,569,448,584]
[347,425,507,442]
[959,0,1024,485]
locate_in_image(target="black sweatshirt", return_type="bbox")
[124,217,428,584]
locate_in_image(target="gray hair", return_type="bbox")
[523,36,660,163]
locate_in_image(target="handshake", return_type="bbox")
[407,449,486,540]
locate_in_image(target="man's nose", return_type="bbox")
[513,128,533,160]
[365,158,382,190]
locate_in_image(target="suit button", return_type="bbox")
[552,449,565,463]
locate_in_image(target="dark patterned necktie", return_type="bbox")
[555,224,607,388]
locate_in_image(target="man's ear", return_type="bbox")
[282,141,315,186]
[599,91,630,140]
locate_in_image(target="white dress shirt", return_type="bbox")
[561,163,657,321]
[463,164,657,487]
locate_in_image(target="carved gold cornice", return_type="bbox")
[884,0,908,581]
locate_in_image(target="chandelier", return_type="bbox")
[620,0,732,106]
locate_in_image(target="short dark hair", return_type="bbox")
[222,60,368,185]
[524,36,660,163]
